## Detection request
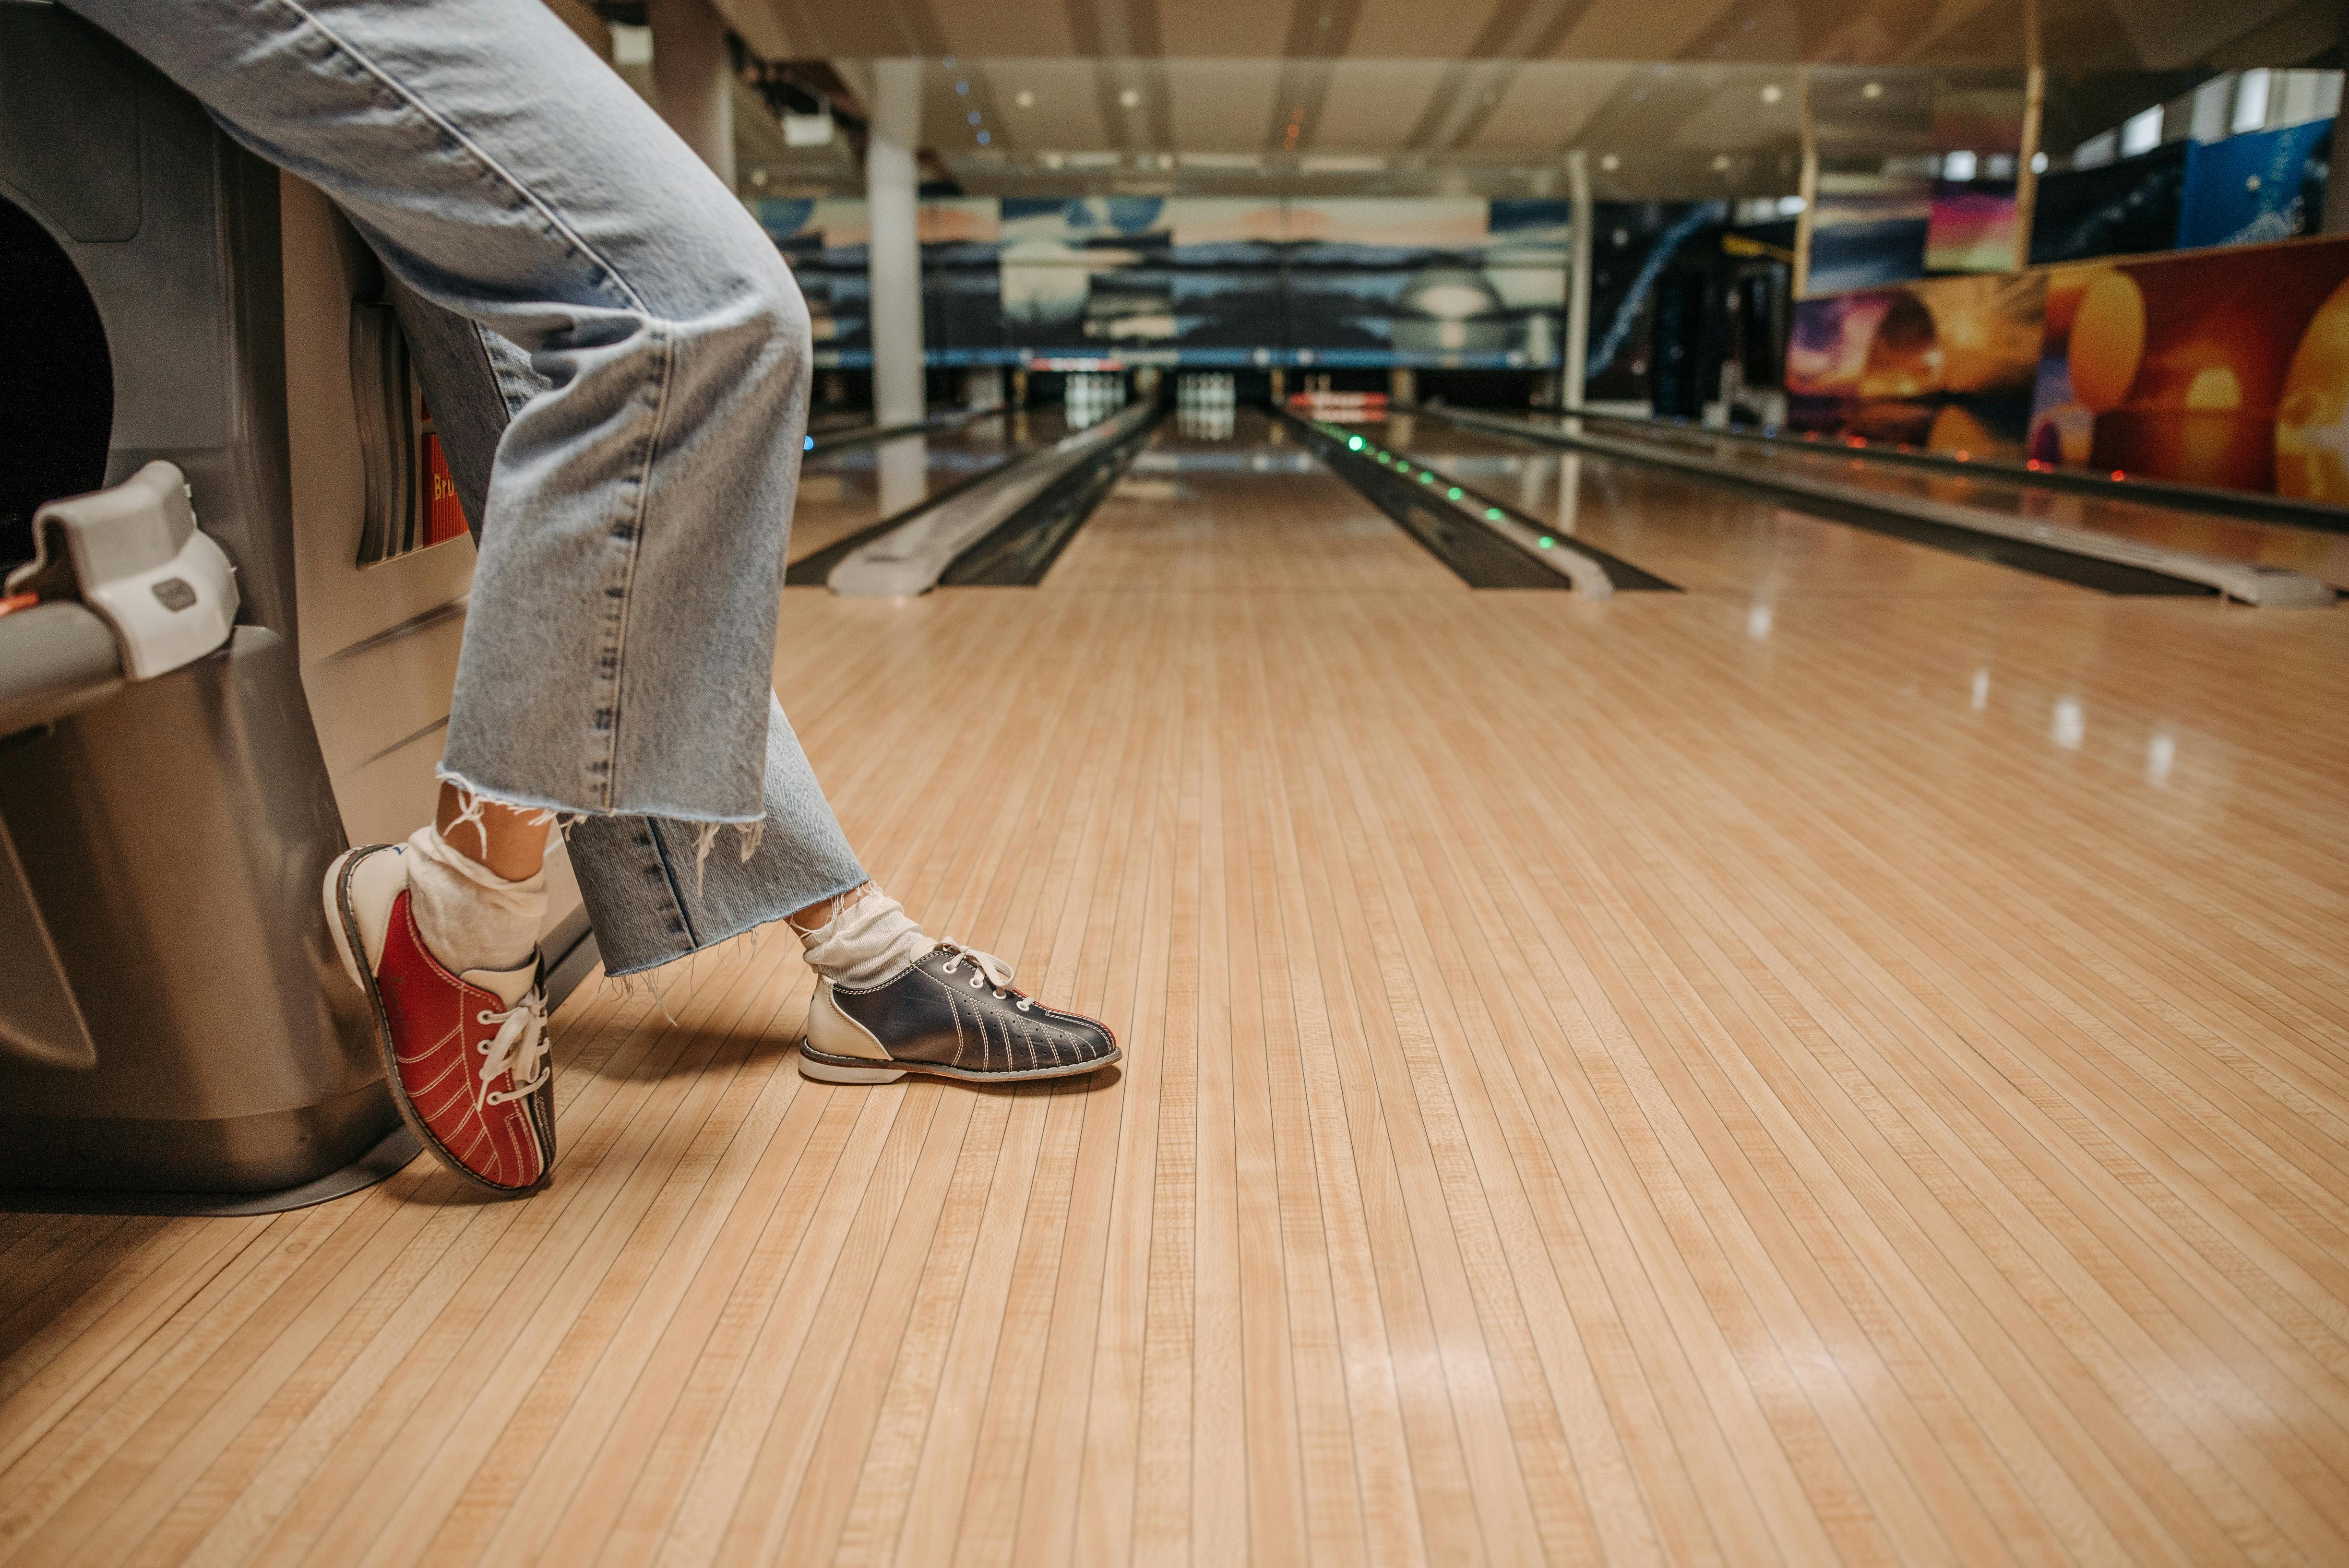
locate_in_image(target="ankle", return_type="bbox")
[794,884,931,988]
[788,881,875,937]
[404,823,547,976]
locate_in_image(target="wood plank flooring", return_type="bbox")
[5,440,2348,1566]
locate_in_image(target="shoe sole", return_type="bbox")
[797,1040,1122,1085]
[328,847,549,1198]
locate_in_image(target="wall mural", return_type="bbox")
[1787,271,2047,457]
[1788,233,2349,502]
[754,196,1570,371]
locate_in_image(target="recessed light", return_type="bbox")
[1119,88,1141,108]
[1712,154,1731,171]
[1761,83,1782,104]
[1015,89,1036,108]
[1862,81,1884,99]
[1600,152,1620,171]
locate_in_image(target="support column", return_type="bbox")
[1793,70,1819,299]
[1564,148,1593,410]
[645,0,734,189]
[2013,0,2045,266]
[866,58,927,428]
[2328,4,2349,234]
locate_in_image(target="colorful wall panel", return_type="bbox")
[2176,119,2333,250]
[2030,238,2349,498]
[754,196,1570,371]
[1787,272,2047,457]
[1791,233,2349,501]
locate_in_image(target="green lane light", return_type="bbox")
[1420,471,1435,485]
[1446,487,1463,500]
[1347,436,1363,450]
[1538,536,1556,549]
[1485,508,1504,521]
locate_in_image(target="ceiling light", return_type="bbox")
[955,80,968,95]
[1041,151,1065,168]
[1015,90,1036,108]
[1712,154,1731,171]
[1600,153,1620,171]
[1119,88,1141,108]
[978,131,991,145]
[967,110,981,126]
[1761,83,1782,104]
[1862,81,1884,99]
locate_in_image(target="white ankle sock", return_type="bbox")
[794,887,932,988]
[404,823,547,976]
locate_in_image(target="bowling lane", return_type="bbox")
[788,409,1067,563]
[1371,414,2089,598]
[1044,408,1467,593]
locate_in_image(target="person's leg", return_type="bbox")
[354,70,1116,1089]
[65,0,796,825]
[63,0,1116,1195]
[384,283,882,977]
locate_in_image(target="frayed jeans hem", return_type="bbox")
[432,764,766,831]
[594,868,870,980]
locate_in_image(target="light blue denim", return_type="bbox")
[60,0,870,974]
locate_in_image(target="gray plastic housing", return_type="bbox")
[0,5,394,1195]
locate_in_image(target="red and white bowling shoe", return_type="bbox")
[325,843,555,1195]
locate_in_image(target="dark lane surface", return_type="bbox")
[1453,411,2349,588]
[1368,413,2086,599]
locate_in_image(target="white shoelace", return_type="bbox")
[937,942,1033,1010]
[474,993,551,1110]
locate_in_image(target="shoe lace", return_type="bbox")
[936,941,1033,1010]
[473,992,551,1109]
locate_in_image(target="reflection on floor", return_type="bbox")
[5,419,2348,1568]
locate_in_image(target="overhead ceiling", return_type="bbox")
[692,0,2342,199]
[711,0,2337,73]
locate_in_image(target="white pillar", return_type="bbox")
[645,0,734,189]
[1564,148,1593,410]
[867,59,927,427]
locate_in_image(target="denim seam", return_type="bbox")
[262,0,652,316]
[593,322,676,807]
[644,821,700,950]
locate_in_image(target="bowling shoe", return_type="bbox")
[798,941,1120,1084]
[325,844,556,1194]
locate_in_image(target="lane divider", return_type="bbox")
[1365,433,1679,593]
[1419,405,2337,608]
[1279,407,1658,594]
[804,403,1006,457]
[829,403,1161,596]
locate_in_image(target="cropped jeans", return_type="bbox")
[61,0,869,975]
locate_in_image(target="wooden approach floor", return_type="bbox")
[6,448,2349,1568]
